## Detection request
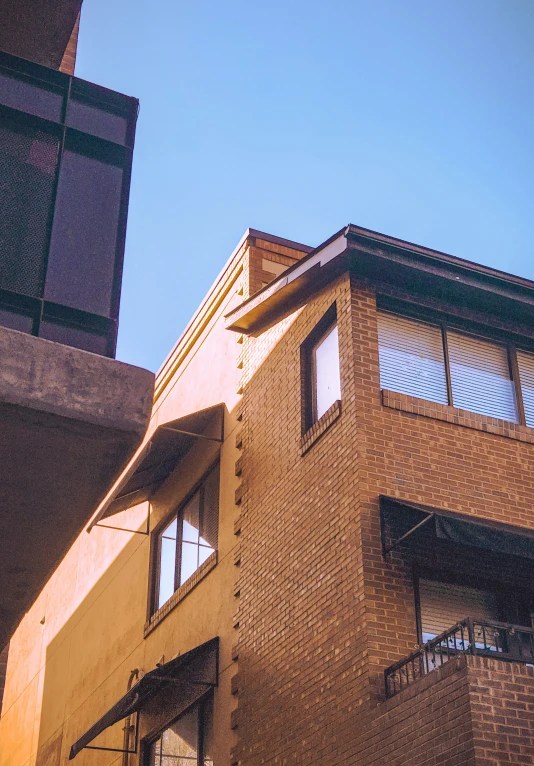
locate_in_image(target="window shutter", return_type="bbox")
[201,465,219,549]
[419,579,499,641]
[447,332,517,422]
[377,312,448,404]
[517,350,534,428]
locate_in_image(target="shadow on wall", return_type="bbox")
[33,518,149,766]
[18,287,357,766]
[28,398,236,765]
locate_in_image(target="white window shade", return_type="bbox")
[517,350,534,428]
[377,312,448,404]
[448,332,518,422]
[419,579,499,642]
[314,324,341,420]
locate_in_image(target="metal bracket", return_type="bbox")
[83,714,138,755]
[94,509,150,536]
[382,512,434,556]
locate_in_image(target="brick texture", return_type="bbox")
[59,12,80,75]
[231,267,534,765]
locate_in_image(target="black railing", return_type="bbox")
[385,617,534,698]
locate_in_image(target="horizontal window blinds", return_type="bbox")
[447,332,518,423]
[377,312,448,404]
[419,579,499,642]
[517,350,534,428]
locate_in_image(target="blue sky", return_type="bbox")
[75,0,534,373]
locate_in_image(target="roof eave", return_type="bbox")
[225,226,534,336]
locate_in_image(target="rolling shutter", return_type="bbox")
[517,350,534,428]
[447,332,518,422]
[419,579,499,642]
[377,312,448,404]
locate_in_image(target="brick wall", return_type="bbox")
[59,12,80,75]
[469,657,534,764]
[231,269,534,765]
[356,655,476,765]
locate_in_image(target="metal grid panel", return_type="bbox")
[0,121,58,296]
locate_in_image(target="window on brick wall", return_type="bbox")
[377,309,534,426]
[153,464,219,612]
[416,573,534,645]
[301,304,341,430]
[146,696,213,766]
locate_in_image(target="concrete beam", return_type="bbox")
[0,326,154,646]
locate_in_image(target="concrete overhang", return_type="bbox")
[0,326,154,647]
[225,224,534,336]
[0,0,82,69]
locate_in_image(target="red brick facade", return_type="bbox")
[230,255,534,765]
[59,12,80,75]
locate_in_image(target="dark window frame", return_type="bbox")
[377,300,534,427]
[149,461,220,616]
[142,693,213,766]
[300,303,339,433]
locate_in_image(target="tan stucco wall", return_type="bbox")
[0,247,246,766]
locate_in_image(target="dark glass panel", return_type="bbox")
[0,122,59,296]
[0,71,63,122]
[67,97,128,145]
[0,307,34,333]
[39,319,109,355]
[45,147,123,317]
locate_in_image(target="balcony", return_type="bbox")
[385,617,534,698]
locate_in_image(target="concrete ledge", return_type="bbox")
[0,326,154,434]
[0,326,155,647]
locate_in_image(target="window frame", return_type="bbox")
[413,566,534,646]
[300,303,340,433]
[150,461,220,616]
[377,298,534,427]
[143,693,213,766]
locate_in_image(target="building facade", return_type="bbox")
[2,225,534,765]
[0,0,153,724]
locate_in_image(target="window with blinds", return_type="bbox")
[419,578,499,643]
[518,350,534,428]
[377,312,448,404]
[447,332,518,422]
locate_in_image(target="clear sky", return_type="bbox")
[75,0,534,373]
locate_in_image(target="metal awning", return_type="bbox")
[380,495,534,559]
[89,404,224,529]
[69,637,219,760]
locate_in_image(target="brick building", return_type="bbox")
[2,225,534,765]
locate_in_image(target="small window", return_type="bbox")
[301,305,341,431]
[148,697,213,766]
[312,323,341,421]
[377,312,448,405]
[447,331,518,422]
[154,464,219,611]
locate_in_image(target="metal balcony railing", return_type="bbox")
[384,617,534,698]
